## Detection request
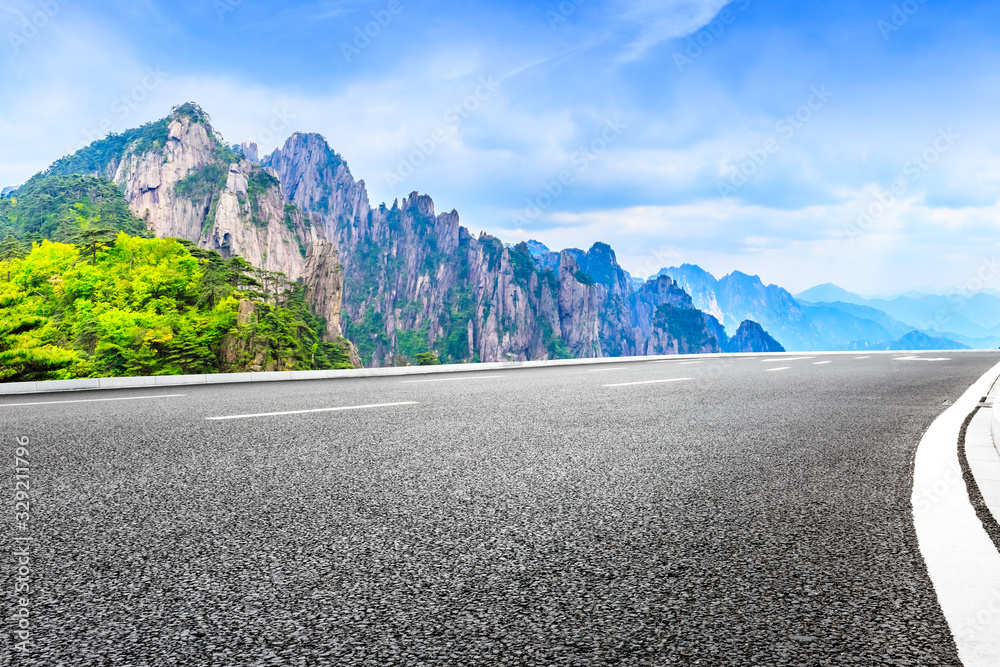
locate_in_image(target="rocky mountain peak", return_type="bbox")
[402,192,436,218]
[169,102,213,126]
[728,320,785,353]
[238,142,260,163]
[525,240,551,257]
[33,102,352,348]
[726,270,765,287]
[263,132,367,229]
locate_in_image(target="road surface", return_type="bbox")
[3,351,999,665]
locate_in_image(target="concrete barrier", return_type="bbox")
[0,349,993,396]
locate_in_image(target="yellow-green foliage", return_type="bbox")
[0,234,353,381]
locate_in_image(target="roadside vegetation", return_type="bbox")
[0,171,354,382]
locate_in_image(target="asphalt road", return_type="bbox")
[3,351,1000,666]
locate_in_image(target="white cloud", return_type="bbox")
[613,0,736,62]
[492,196,1000,295]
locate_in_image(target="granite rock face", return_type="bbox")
[48,105,784,368]
[53,107,349,342]
[113,117,216,241]
[302,239,346,340]
[265,133,731,366]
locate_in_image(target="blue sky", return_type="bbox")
[2,0,1000,294]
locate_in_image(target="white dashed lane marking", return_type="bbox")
[207,402,420,421]
[604,378,694,388]
[400,376,504,383]
[766,367,791,372]
[0,394,186,408]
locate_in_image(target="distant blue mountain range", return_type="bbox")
[795,283,1000,347]
[524,242,992,352]
[656,266,981,352]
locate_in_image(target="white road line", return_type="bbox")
[913,360,1000,667]
[678,361,703,365]
[399,376,504,383]
[761,357,813,363]
[0,394,186,408]
[894,356,953,362]
[604,378,693,388]
[813,361,833,365]
[206,401,420,421]
[765,367,791,372]
[855,356,871,359]
[587,367,629,372]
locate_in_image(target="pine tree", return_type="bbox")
[0,234,25,281]
[0,317,75,381]
[76,226,117,266]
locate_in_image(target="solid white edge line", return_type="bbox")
[913,360,1000,667]
[678,361,703,365]
[587,367,630,372]
[604,378,693,388]
[207,401,420,421]
[765,367,791,372]
[761,357,814,363]
[0,394,186,408]
[399,376,504,384]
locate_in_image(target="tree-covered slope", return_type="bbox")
[0,174,151,243]
[0,234,353,382]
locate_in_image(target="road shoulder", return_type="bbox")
[913,360,1000,667]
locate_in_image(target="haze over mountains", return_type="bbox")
[795,283,1000,347]
[656,266,982,352]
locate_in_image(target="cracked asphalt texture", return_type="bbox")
[3,351,999,666]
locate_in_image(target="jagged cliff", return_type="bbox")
[43,104,350,346]
[35,103,782,368]
[265,133,728,366]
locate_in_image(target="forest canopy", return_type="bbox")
[0,234,353,382]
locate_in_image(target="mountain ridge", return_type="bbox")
[662,266,974,352]
[0,103,822,373]
[796,282,1000,347]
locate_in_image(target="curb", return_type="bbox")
[913,360,1000,667]
[0,349,989,396]
[992,399,1000,458]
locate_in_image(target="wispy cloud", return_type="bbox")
[613,0,735,62]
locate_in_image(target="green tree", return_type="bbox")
[76,226,117,266]
[0,316,76,381]
[415,352,441,366]
[0,234,25,281]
